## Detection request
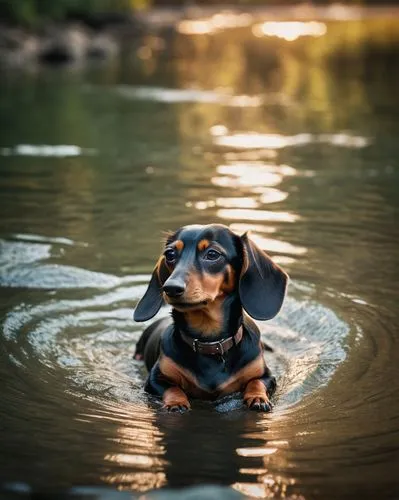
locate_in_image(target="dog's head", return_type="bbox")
[134,224,288,322]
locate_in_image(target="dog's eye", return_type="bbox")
[204,249,221,261]
[164,249,176,263]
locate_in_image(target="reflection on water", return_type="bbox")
[216,209,299,223]
[252,21,327,41]
[1,14,399,500]
[0,234,349,498]
[208,161,300,258]
[213,164,287,188]
[1,144,96,158]
[246,235,306,257]
[177,12,253,35]
[232,420,299,499]
[213,132,370,150]
[115,85,263,107]
[102,412,167,491]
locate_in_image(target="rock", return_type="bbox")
[0,27,39,65]
[39,24,89,64]
[0,14,146,67]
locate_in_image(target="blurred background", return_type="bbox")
[1,1,399,500]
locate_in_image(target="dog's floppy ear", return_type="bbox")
[239,233,288,321]
[134,257,169,322]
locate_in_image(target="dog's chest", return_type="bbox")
[193,359,231,393]
[160,353,264,398]
[160,328,264,398]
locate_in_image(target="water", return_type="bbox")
[1,17,399,500]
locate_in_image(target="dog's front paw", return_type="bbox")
[244,379,273,412]
[245,396,273,412]
[162,387,191,414]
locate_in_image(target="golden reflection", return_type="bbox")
[229,223,276,234]
[214,132,369,149]
[105,453,166,467]
[233,468,302,499]
[217,208,299,223]
[233,478,303,499]
[192,200,215,210]
[239,468,269,475]
[252,21,327,41]
[212,164,283,188]
[232,417,302,499]
[114,425,164,449]
[233,479,303,499]
[264,440,289,447]
[212,12,253,29]
[248,234,307,256]
[170,18,393,148]
[211,175,277,189]
[210,124,229,136]
[225,150,278,161]
[104,472,166,491]
[229,95,263,107]
[214,133,312,150]
[189,196,261,210]
[177,12,252,35]
[178,19,217,35]
[215,197,259,208]
[237,447,278,457]
[100,403,167,492]
[232,482,271,498]
[259,189,288,204]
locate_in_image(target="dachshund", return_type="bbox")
[133,224,288,413]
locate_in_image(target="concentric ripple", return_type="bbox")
[1,237,349,413]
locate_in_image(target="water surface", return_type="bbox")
[0,17,399,500]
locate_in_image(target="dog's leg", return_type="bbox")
[243,369,276,413]
[145,362,191,413]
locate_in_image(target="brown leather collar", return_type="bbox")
[180,326,243,356]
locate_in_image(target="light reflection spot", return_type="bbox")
[252,21,327,41]
[217,208,299,223]
[236,447,278,457]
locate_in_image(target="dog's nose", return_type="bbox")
[163,279,185,298]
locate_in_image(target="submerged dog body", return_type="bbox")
[134,224,288,412]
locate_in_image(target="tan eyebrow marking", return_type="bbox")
[175,240,184,251]
[197,239,210,252]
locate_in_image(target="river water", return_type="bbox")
[0,16,398,500]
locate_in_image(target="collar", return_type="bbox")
[180,326,243,356]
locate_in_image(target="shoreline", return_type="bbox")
[1,4,398,67]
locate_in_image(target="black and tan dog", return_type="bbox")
[133,224,288,413]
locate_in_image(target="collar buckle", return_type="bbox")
[213,341,224,356]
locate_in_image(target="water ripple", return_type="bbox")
[1,249,349,412]
[115,85,263,107]
[213,132,370,149]
[1,145,96,157]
